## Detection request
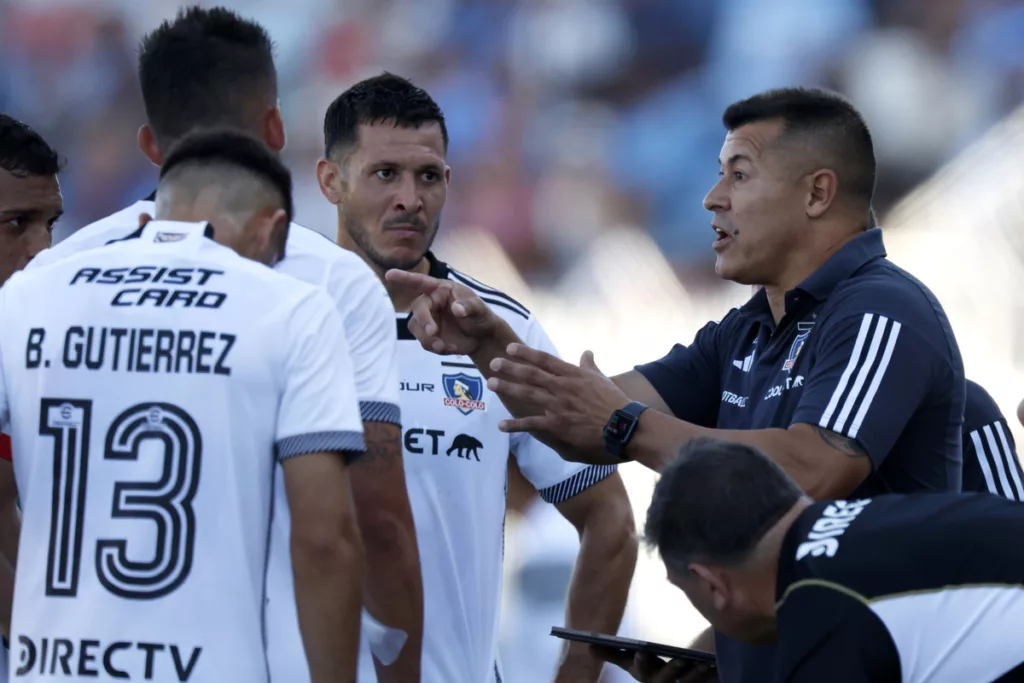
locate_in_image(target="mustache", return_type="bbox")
[383,215,429,231]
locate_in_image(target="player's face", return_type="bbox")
[703,121,807,287]
[335,122,449,272]
[0,169,62,285]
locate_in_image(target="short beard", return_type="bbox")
[341,208,442,272]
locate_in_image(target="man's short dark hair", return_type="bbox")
[323,72,448,159]
[644,438,803,571]
[722,87,876,207]
[160,128,293,222]
[138,6,276,144]
[0,114,62,178]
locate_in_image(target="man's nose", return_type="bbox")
[393,175,423,214]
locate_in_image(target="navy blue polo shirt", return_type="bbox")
[962,379,1023,500]
[635,228,966,683]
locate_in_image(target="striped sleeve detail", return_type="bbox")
[969,422,1024,501]
[276,430,365,461]
[538,464,617,504]
[447,269,531,320]
[817,313,901,439]
[359,400,401,426]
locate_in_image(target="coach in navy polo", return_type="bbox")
[387,87,965,681]
[388,87,967,683]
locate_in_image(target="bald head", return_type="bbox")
[155,128,292,265]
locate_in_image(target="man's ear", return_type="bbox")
[138,212,154,229]
[805,169,839,219]
[690,563,732,611]
[263,105,286,153]
[137,126,163,166]
[267,208,290,265]
[317,158,344,205]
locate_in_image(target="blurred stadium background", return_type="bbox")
[4,0,1024,680]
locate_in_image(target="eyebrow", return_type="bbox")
[0,207,64,220]
[718,153,752,167]
[374,160,444,169]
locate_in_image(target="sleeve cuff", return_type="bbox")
[276,430,366,462]
[359,400,401,426]
[538,464,617,504]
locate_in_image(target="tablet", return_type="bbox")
[550,627,716,666]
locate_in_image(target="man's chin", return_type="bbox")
[374,247,429,273]
[714,258,761,286]
[714,257,740,282]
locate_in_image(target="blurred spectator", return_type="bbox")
[5,0,1021,284]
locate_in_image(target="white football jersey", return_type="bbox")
[355,254,618,683]
[32,198,401,680]
[33,198,400,422]
[0,220,365,682]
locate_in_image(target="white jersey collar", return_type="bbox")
[135,219,215,247]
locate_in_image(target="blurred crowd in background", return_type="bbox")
[4,0,1024,287]
[5,1,1024,681]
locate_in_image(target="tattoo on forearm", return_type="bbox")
[811,425,868,458]
[353,422,403,475]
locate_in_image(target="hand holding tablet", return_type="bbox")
[550,627,719,683]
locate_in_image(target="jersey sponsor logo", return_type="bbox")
[69,266,223,287]
[68,266,227,309]
[782,322,814,372]
[763,375,804,401]
[14,635,201,681]
[401,381,435,393]
[447,434,482,460]
[732,339,757,372]
[403,428,482,462]
[794,498,872,561]
[442,372,486,415]
[721,390,748,408]
[154,231,188,243]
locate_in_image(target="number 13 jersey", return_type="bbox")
[0,220,365,682]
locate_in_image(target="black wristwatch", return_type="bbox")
[603,401,648,459]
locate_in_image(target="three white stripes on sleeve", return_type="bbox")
[819,313,901,440]
[970,423,1024,501]
[811,313,1024,501]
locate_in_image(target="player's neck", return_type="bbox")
[387,258,431,313]
[753,499,810,612]
[764,226,862,322]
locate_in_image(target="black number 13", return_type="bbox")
[40,399,202,600]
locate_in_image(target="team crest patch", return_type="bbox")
[442,372,486,415]
[154,231,187,243]
[782,322,815,372]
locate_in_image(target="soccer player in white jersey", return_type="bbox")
[0,114,64,681]
[315,73,638,683]
[26,8,423,681]
[0,129,365,681]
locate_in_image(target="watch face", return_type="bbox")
[607,412,633,439]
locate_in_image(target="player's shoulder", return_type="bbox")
[829,257,950,327]
[963,379,1005,431]
[430,253,533,330]
[281,222,381,286]
[64,200,154,251]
